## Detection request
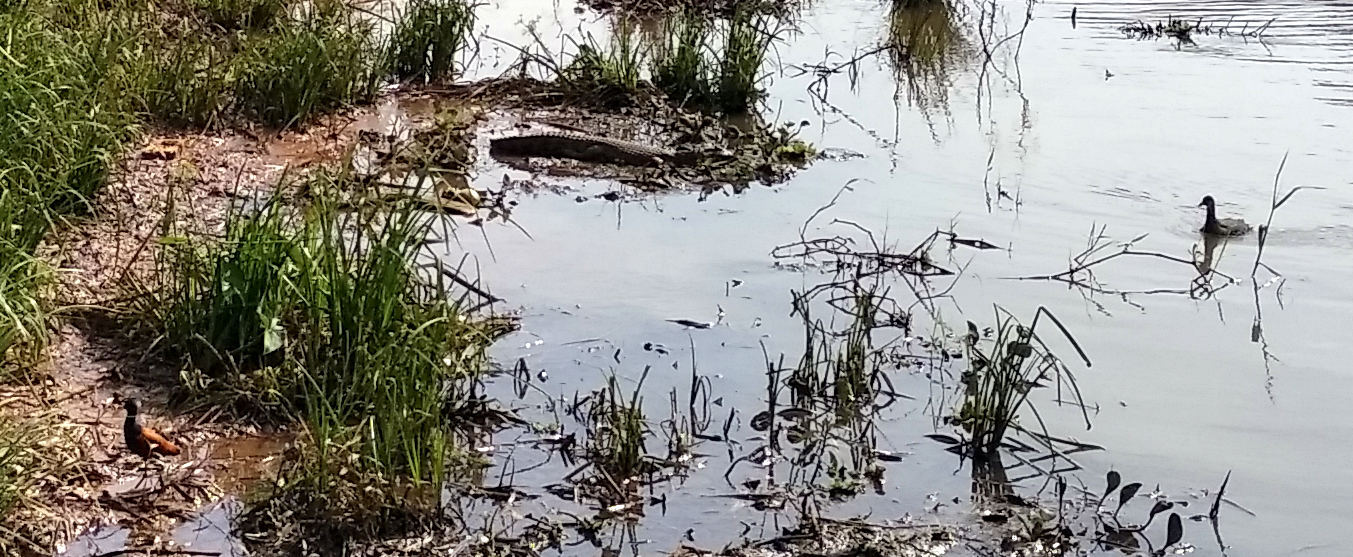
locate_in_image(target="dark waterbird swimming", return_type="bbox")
[1198,195,1252,236]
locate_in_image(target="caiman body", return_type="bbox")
[489,131,679,167]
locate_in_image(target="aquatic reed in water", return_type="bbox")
[652,10,714,106]
[584,370,652,488]
[956,306,1090,457]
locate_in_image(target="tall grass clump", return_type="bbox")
[646,6,780,114]
[233,13,384,127]
[144,30,234,127]
[0,1,149,368]
[0,244,51,374]
[561,21,644,104]
[138,171,492,546]
[585,372,651,486]
[387,0,475,83]
[139,192,296,383]
[652,10,713,106]
[194,0,288,30]
[0,418,39,553]
[715,5,777,113]
[956,307,1091,457]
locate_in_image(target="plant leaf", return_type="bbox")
[1149,500,1174,521]
[1274,185,1326,210]
[924,433,962,446]
[1105,470,1122,496]
[750,411,772,432]
[1115,482,1142,515]
[1165,512,1184,547]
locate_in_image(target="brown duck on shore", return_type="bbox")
[1198,195,1252,236]
[123,399,180,459]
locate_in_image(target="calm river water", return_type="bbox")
[456,0,1353,555]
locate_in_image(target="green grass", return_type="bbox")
[561,20,645,105]
[647,7,780,114]
[0,244,50,376]
[387,0,475,84]
[233,13,385,127]
[0,0,149,370]
[956,307,1091,456]
[716,5,776,114]
[0,0,410,367]
[137,170,492,548]
[586,372,651,485]
[652,10,713,106]
[194,0,288,31]
[0,418,38,554]
[144,28,234,127]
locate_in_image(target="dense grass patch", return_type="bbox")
[0,0,148,367]
[648,6,780,113]
[233,14,385,127]
[561,22,645,105]
[0,244,50,375]
[194,0,288,30]
[652,10,714,106]
[387,0,475,83]
[0,419,38,554]
[144,29,235,127]
[136,171,492,547]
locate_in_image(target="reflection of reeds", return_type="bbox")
[885,1,966,113]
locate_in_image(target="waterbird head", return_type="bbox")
[1198,195,1216,209]
[124,398,139,416]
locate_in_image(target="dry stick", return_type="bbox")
[93,550,220,557]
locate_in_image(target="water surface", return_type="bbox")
[453,0,1353,555]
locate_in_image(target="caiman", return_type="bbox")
[489,131,683,167]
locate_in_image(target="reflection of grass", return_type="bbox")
[885,1,966,113]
